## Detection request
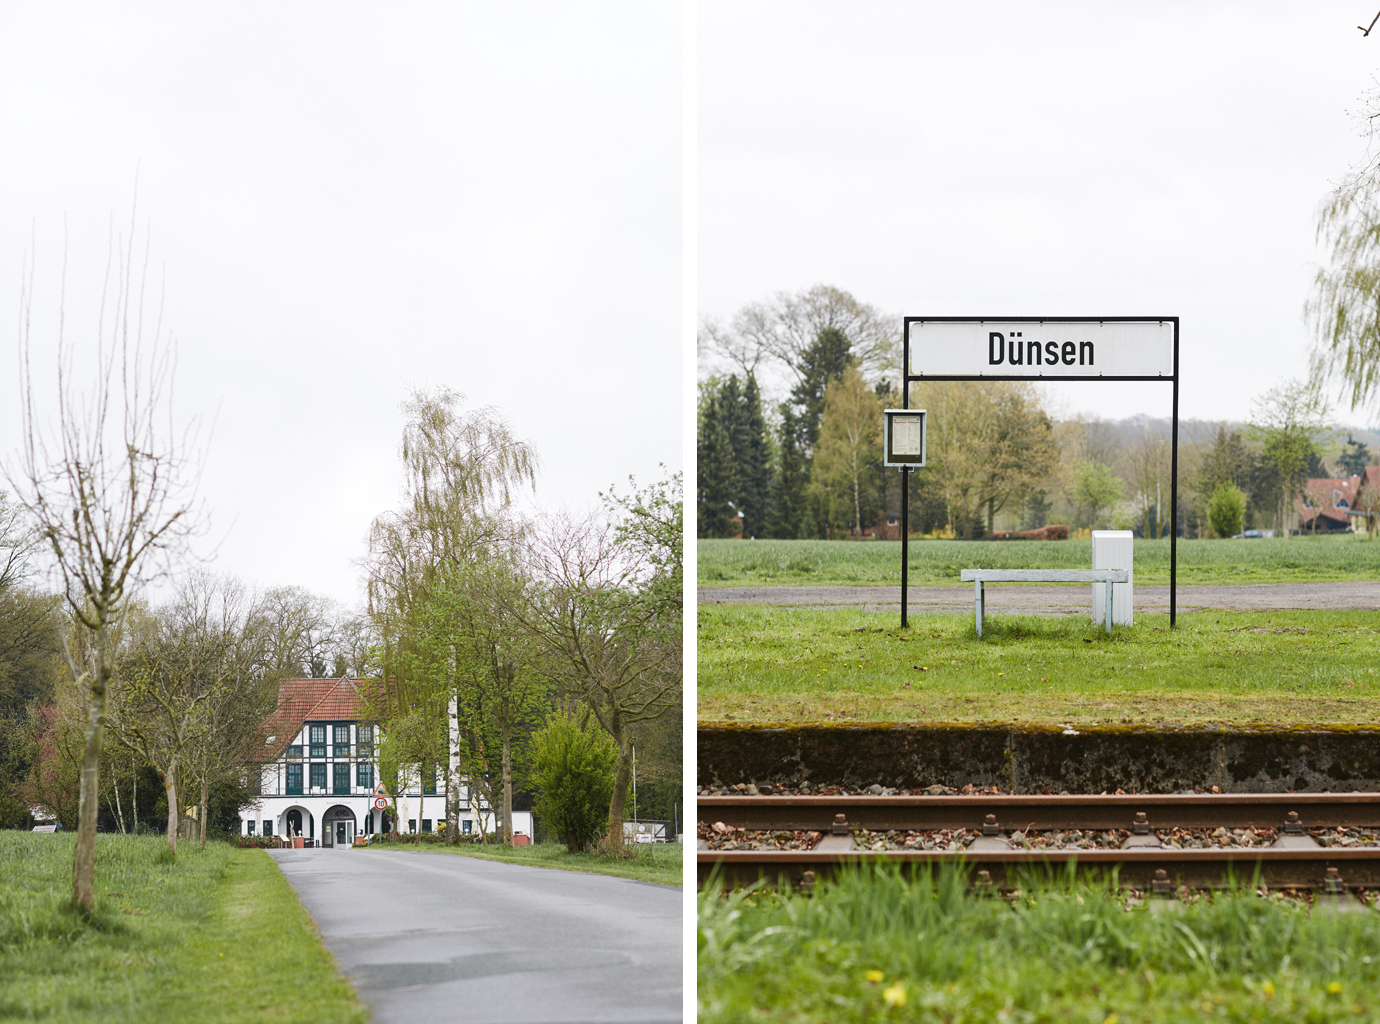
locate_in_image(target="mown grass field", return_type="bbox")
[698,606,1380,725]
[699,862,1380,1023]
[0,833,366,1023]
[363,838,685,887]
[698,534,1380,587]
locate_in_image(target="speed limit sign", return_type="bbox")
[373,797,388,810]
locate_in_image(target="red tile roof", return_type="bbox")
[258,678,377,761]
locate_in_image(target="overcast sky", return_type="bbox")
[0,5,682,609]
[698,2,1380,430]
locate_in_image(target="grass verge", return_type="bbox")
[698,861,1380,1022]
[361,839,685,887]
[0,833,366,1023]
[698,605,1380,726]
[699,535,1380,587]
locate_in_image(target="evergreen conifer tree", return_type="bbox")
[696,385,737,537]
[768,403,811,538]
[736,374,772,538]
[1339,434,1373,476]
[790,327,853,453]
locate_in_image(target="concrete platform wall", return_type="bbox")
[699,724,1380,793]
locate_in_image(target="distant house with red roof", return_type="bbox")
[241,678,528,846]
[1295,470,1380,534]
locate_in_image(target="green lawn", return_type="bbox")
[698,606,1380,726]
[699,862,1380,1023]
[363,838,685,887]
[698,535,1380,587]
[0,833,366,1023]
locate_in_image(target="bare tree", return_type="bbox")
[109,615,229,854]
[166,572,277,847]
[701,285,898,396]
[516,473,681,853]
[5,222,202,911]
[0,489,38,593]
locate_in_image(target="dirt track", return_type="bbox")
[697,582,1380,615]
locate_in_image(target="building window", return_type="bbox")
[250,770,262,796]
[423,766,436,795]
[462,820,472,834]
[309,724,326,759]
[356,762,373,789]
[246,819,255,835]
[286,764,303,795]
[334,724,350,758]
[263,820,273,836]
[310,763,326,791]
[287,744,302,760]
[421,819,432,833]
[334,762,350,795]
[357,724,373,755]
[408,819,416,834]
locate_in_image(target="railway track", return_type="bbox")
[697,793,1380,893]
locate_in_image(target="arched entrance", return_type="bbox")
[322,804,357,848]
[281,806,313,840]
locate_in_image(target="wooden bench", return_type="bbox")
[959,569,1131,638]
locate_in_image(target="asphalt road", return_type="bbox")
[698,581,1380,614]
[269,847,682,1024]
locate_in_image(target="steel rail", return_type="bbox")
[699,793,1380,833]
[697,847,1380,891]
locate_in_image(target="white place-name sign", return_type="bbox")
[908,320,1175,378]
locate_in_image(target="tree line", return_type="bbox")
[1,226,680,916]
[700,286,1378,542]
[361,387,682,852]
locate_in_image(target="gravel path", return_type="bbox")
[698,582,1380,614]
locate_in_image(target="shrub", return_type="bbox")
[992,524,1069,540]
[1207,482,1246,538]
[531,712,617,852]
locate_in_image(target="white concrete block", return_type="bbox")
[1091,530,1134,626]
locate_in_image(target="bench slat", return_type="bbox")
[959,569,1129,583]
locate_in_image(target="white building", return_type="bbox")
[239,678,529,847]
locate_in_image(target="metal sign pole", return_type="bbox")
[1170,320,1180,628]
[901,328,910,629]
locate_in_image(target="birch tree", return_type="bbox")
[363,387,540,843]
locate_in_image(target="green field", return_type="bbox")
[698,535,1380,587]
[699,863,1380,1023]
[0,834,366,1023]
[363,838,685,887]
[698,606,1380,725]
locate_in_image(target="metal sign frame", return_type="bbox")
[883,408,927,467]
[899,316,1180,629]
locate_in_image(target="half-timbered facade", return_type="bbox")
[240,678,459,846]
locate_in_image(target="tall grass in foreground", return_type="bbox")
[699,534,1380,587]
[0,833,365,1022]
[699,862,1380,1022]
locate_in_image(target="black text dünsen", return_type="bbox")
[988,331,1093,367]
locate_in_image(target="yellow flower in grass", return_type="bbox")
[865,969,884,984]
[1328,981,1343,995]
[882,983,907,1008]
[1262,980,1275,998]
